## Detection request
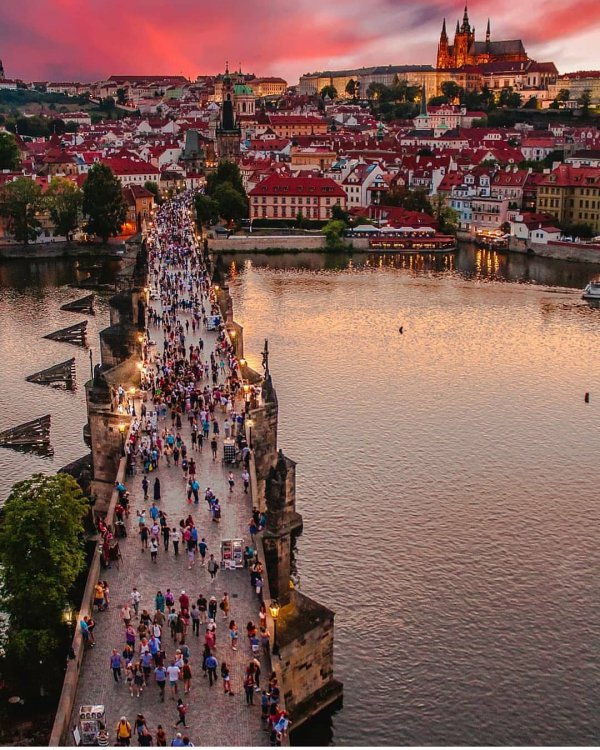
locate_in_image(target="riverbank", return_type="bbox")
[0,239,135,261]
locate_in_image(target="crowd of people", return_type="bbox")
[81,194,289,746]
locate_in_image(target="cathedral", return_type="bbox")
[436,5,528,69]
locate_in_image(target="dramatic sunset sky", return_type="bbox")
[2,0,600,83]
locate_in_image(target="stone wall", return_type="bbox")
[209,235,327,252]
[509,236,600,264]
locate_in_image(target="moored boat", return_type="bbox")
[582,281,600,301]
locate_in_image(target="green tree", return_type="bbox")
[205,161,245,197]
[213,182,248,225]
[331,203,350,223]
[0,177,43,244]
[82,162,127,243]
[440,81,464,103]
[498,87,522,109]
[562,222,594,239]
[550,88,570,109]
[0,130,21,170]
[144,180,161,204]
[428,95,449,106]
[367,82,389,101]
[116,87,127,105]
[432,194,459,235]
[345,79,357,99]
[0,473,88,626]
[194,193,220,225]
[579,89,592,116]
[0,473,88,699]
[523,96,538,110]
[384,187,432,213]
[100,96,116,112]
[44,177,83,240]
[322,219,347,250]
[320,85,338,100]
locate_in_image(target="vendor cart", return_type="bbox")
[75,704,105,745]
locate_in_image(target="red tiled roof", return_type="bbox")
[539,164,600,187]
[248,174,346,197]
[102,157,160,175]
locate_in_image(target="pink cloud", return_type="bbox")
[0,0,598,83]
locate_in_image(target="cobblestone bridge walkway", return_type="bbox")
[69,274,268,746]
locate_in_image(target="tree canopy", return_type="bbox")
[0,130,21,170]
[0,473,88,626]
[44,177,83,240]
[213,182,248,224]
[194,193,220,226]
[205,161,245,197]
[82,162,127,242]
[0,177,43,244]
[320,85,338,100]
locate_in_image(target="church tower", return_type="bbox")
[453,4,475,67]
[436,18,451,69]
[215,63,241,163]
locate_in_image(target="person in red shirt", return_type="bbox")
[179,590,189,611]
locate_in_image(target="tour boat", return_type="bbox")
[474,231,509,251]
[582,281,600,301]
[347,225,457,253]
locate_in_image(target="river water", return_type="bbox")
[0,258,117,504]
[223,247,600,746]
[1,247,600,744]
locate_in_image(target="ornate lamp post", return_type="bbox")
[269,599,280,656]
[118,423,126,455]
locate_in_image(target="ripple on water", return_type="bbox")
[229,259,600,745]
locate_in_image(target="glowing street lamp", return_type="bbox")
[269,599,280,656]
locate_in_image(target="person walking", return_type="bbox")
[221,661,234,695]
[110,648,123,683]
[154,663,167,702]
[167,660,180,699]
[190,605,200,637]
[171,527,180,557]
[116,716,132,746]
[244,670,255,705]
[220,592,230,620]
[182,659,193,694]
[150,537,159,563]
[173,698,188,728]
[210,437,218,461]
[229,620,238,651]
[154,477,161,502]
[198,538,207,565]
[242,470,250,494]
[207,554,219,582]
[130,587,141,617]
[205,652,218,687]
[156,725,167,746]
[142,475,149,501]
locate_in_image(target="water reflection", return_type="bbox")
[222,243,600,290]
[227,251,600,746]
[0,258,117,503]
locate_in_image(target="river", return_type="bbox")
[223,246,600,746]
[1,247,600,744]
[0,258,117,504]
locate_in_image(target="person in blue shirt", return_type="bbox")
[170,732,184,746]
[205,653,218,686]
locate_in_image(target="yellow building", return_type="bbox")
[536,165,600,232]
[248,77,287,97]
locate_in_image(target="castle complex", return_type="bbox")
[436,5,528,69]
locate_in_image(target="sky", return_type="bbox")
[2,0,600,84]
